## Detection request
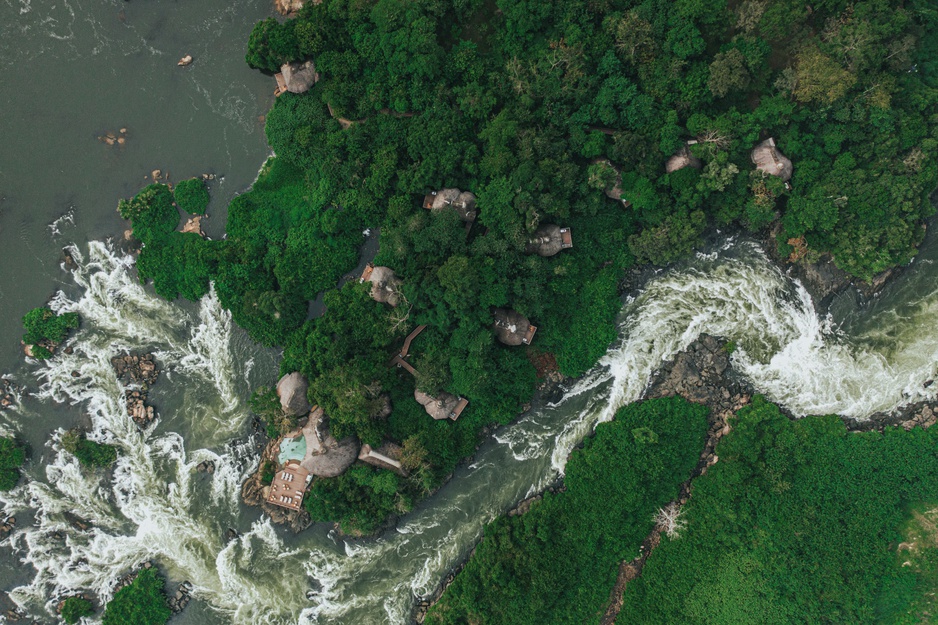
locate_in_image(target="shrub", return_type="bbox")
[61,430,118,468]
[0,436,26,491]
[22,307,79,359]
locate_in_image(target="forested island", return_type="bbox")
[103,0,938,620]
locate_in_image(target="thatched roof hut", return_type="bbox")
[414,390,468,420]
[751,137,793,181]
[277,372,310,416]
[280,60,319,94]
[665,142,703,174]
[423,188,477,222]
[362,265,403,307]
[590,159,626,201]
[358,442,407,476]
[493,308,537,346]
[526,225,573,257]
[301,406,360,478]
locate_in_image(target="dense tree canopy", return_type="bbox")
[118,0,938,531]
[618,397,938,624]
[426,396,708,624]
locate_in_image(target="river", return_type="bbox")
[2,2,938,625]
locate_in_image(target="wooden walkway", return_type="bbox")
[400,324,427,358]
[388,324,427,376]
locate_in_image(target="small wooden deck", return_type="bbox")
[266,460,309,511]
[450,397,469,420]
[560,228,573,249]
[389,354,418,375]
[523,325,537,345]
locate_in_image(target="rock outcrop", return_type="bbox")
[276,372,310,416]
[303,407,359,478]
[0,515,15,541]
[274,0,306,14]
[112,353,160,428]
[0,379,17,411]
[181,215,204,237]
[168,581,193,613]
[112,353,159,385]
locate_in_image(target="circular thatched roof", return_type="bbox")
[492,308,532,346]
[414,389,460,420]
[665,144,703,174]
[366,266,403,307]
[526,224,564,257]
[751,138,793,182]
[281,60,318,94]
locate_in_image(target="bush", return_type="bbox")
[61,596,94,624]
[22,307,79,359]
[61,430,118,468]
[173,178,209,214]
[0,436,26,491]
[102,568,171,625]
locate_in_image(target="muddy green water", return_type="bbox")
[0,0,274,373]
[3,2,938,625]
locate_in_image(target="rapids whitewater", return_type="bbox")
[2,233,938,624]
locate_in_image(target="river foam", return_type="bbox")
[2,237,937,624]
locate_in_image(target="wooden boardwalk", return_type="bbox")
[388,324,427,376]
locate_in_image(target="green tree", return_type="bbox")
[0,436,26,491]
[102,568,171,625]
[708,48,751,97]
[61,596,94,624]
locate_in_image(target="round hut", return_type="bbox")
[414,389,461,420]
[751,137,793,181]
[492,308,537,346]
[526,225,573,257]
[665,143,703,174]
[280,60,319,94]
[365,266,403,307]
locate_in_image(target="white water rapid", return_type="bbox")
[1,237,937,624]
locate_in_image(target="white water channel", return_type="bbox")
[1,237,937,624]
